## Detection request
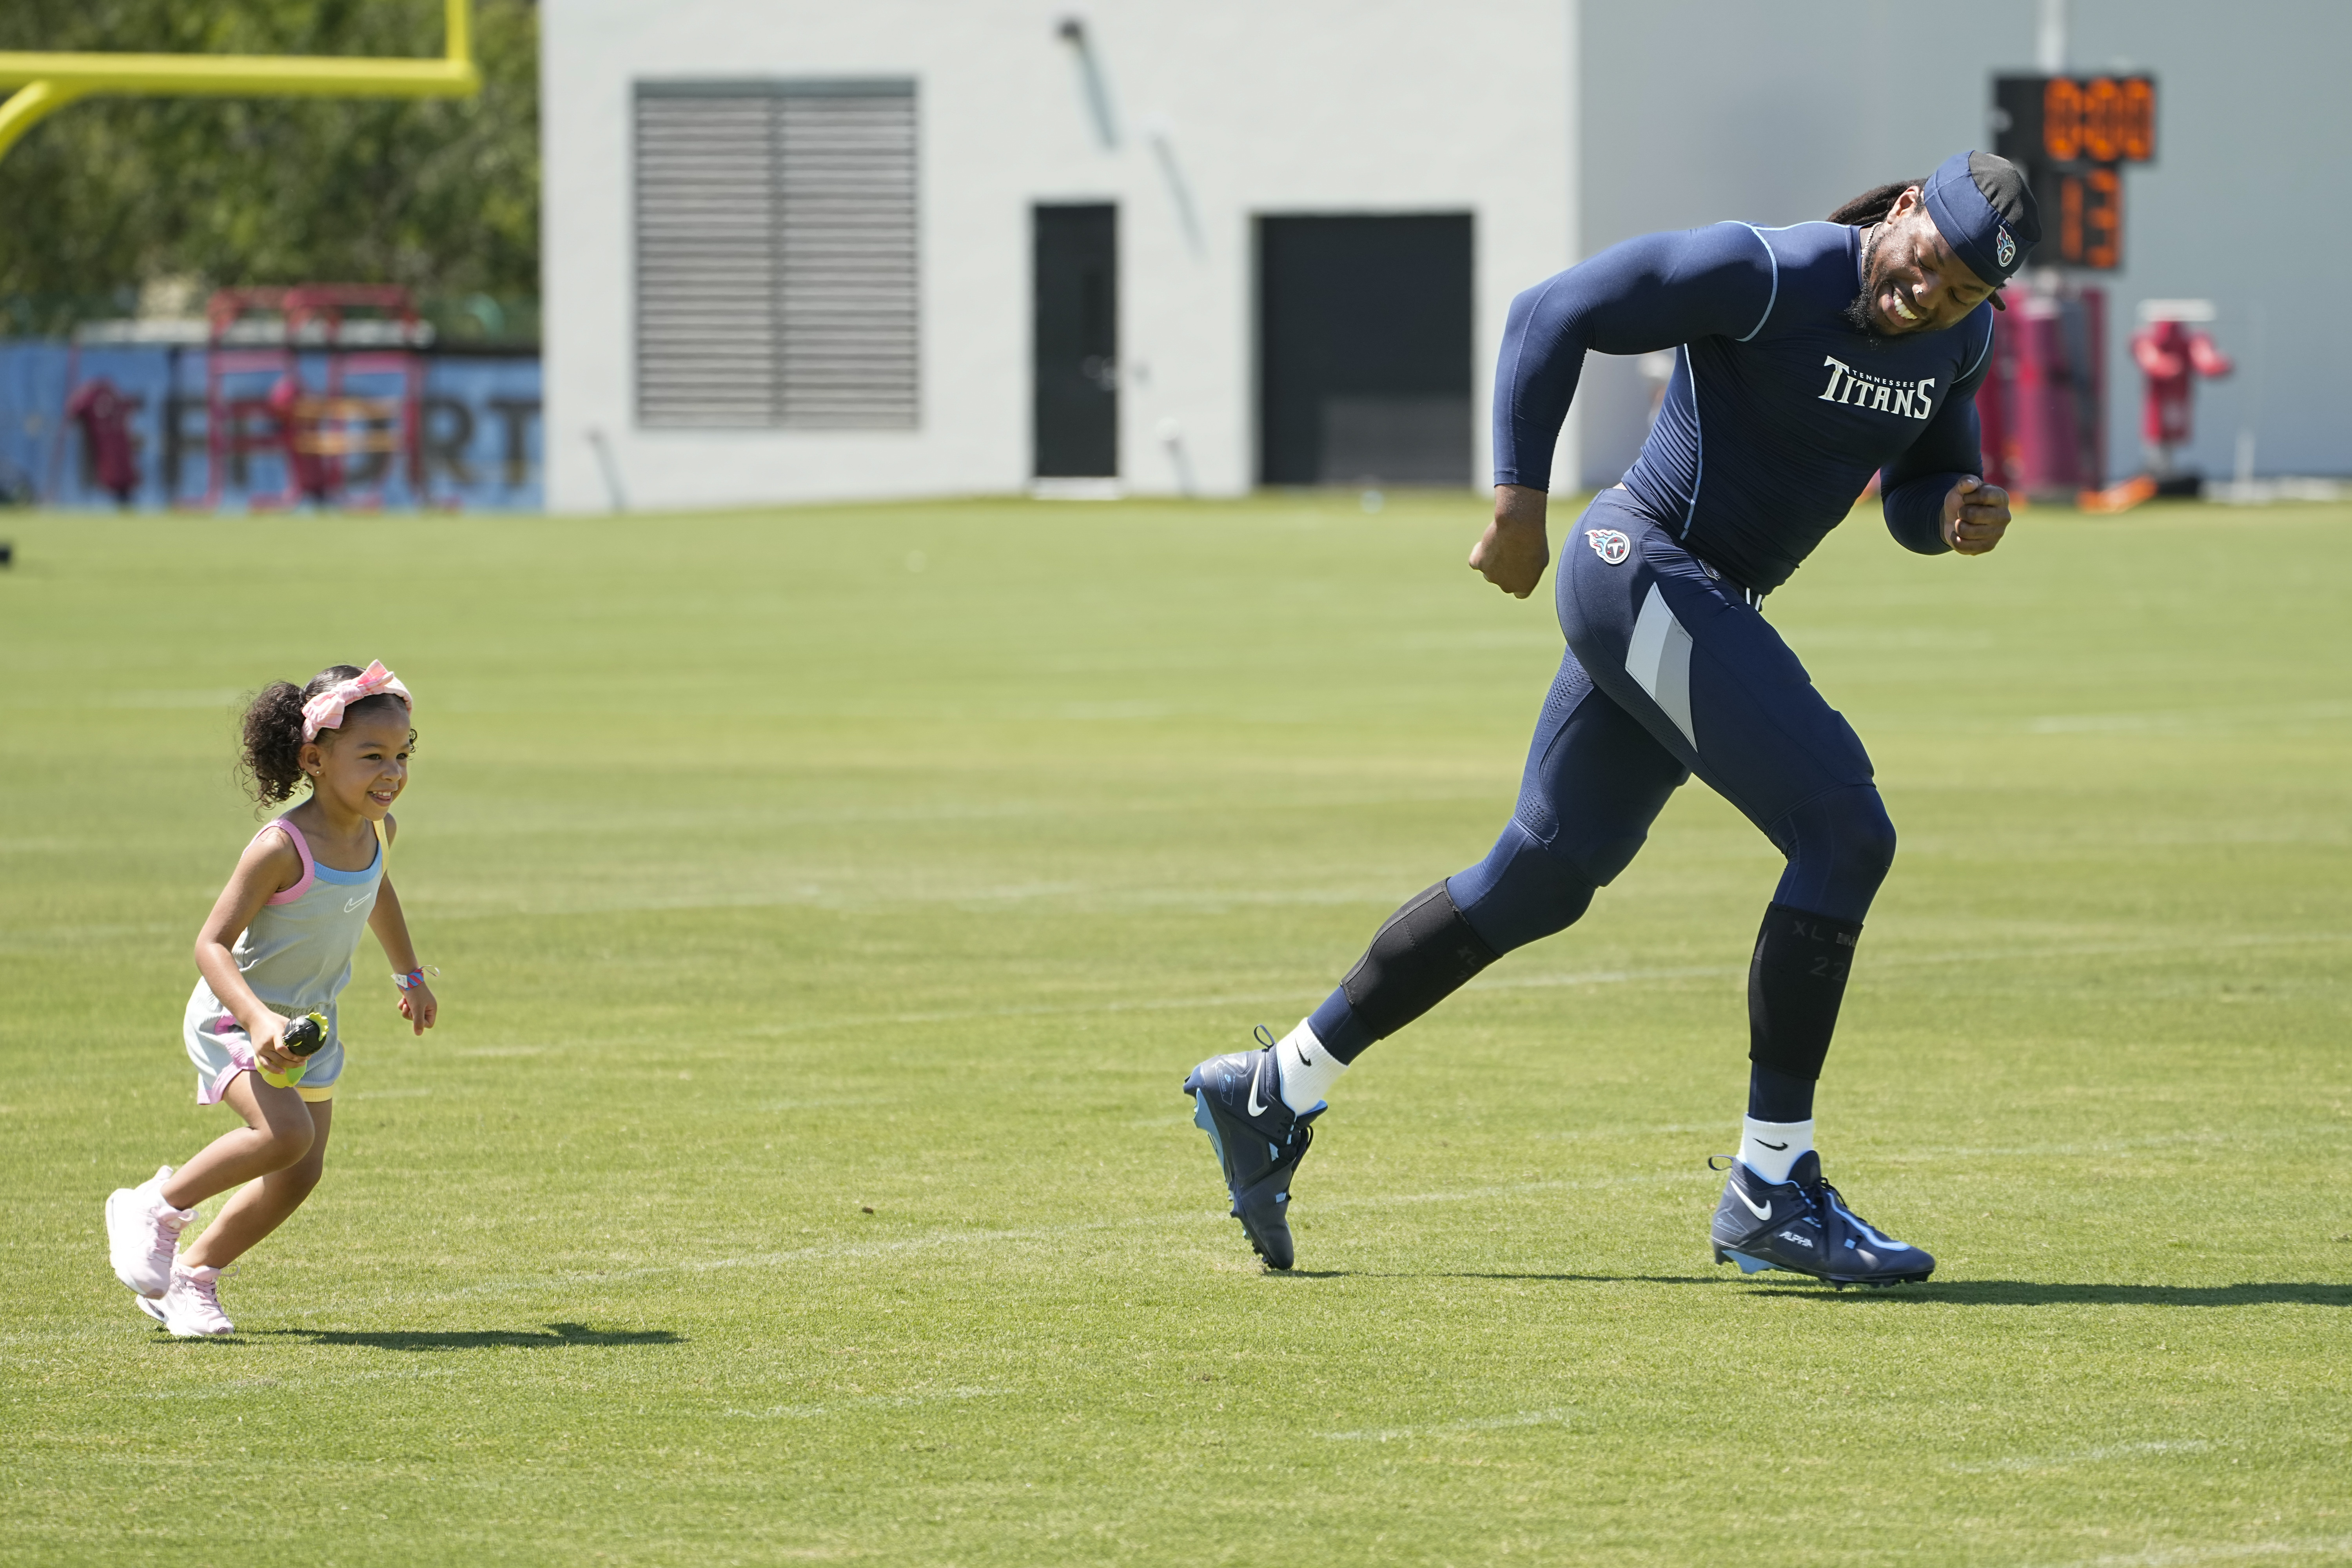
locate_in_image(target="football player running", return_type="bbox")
[1186,152,2040,1285]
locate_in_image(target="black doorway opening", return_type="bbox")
[1033,204,1118,479]
[1257,214,1473,487]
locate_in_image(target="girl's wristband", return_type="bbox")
[392,965,440,991]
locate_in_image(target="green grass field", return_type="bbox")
[3,492,2348,1566]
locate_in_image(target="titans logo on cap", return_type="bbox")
[1922,151,2042,299]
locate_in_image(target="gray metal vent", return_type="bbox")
[635,81,918,430]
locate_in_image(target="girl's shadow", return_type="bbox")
[253,1321,683,1351]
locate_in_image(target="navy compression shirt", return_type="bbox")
[1492,220,1994,593]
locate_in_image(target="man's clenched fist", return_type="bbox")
[1942,475,2011,555]
[1472,485,1551,597]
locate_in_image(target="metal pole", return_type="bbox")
[2036,0,2068,73]
[0,80,86,162]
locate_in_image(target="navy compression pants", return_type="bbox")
[1310,487,1896,1062]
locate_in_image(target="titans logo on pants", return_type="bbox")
[1586,528,1632,565]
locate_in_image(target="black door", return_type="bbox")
[1034,205,1118,478]
[1258,214,1473,486]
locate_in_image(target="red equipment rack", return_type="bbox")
[1976,279,2106,501]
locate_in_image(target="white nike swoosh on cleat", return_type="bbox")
[1734,1191,1771,1221]
[1245,1059,1270,1118]
[1829,1196,1912,1249]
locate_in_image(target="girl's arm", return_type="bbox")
[193,831,306,1074]
[367,815,437,1034]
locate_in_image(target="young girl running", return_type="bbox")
[103,661,439,1336]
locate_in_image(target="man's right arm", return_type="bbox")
[1489,223,1782,497]
[1476,224,1779,597]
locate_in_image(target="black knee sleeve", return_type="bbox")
[1746,902,1863,1081]
[1341,882,1501,1040]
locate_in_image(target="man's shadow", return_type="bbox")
[254,1321,684,1351]
[1759,1281,2352,1308]
[1264,1275,2352,1307]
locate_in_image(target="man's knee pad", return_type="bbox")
[1833,787,1898,890]
[1341,882,1501,1040]
[1446,822,1599,955]
[1771,784,1897,925]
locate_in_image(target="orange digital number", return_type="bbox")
[2043,77,2080,160]
[2059,172,2083,263]
[2084,167,2122,269]
[2080,77,2122,162]
[2120,77,2154,161]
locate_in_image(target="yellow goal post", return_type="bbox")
[0,0,479,164]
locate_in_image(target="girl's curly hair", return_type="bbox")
[238,665,412,806]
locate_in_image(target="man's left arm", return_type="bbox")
[1881,324,2010,557]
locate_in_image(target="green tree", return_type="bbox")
[0,0,538,336]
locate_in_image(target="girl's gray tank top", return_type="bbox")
[186,816,385,1035]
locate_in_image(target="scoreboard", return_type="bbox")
[1991,74,2157,271]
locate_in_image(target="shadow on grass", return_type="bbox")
[1261,1274,2352,1307]
[253,1321,684,1351]
[1261,1271,1724,1285]
[1441,1273,1724,1285]
[1755,1281,2352,1307]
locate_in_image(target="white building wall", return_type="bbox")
[543,0,1574,513]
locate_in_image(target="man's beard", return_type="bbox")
[1842,225,1895,349]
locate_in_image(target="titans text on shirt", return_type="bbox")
[1492,221,1995,593]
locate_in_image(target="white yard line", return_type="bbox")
[1319,1407,1574,1441]
[720,1386,1012,1420]
[2027,699,2352,734]
[1949,1438,2212,1473]
[2040,1538,2352,1568]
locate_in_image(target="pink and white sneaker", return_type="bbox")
[105,1166,195,1299]
[150,1259,236,1337]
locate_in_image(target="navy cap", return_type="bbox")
[1921,151,2041,308]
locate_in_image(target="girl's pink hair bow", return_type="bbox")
[300,660,413,742]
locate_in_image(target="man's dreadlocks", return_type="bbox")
[1827,179,1927,227]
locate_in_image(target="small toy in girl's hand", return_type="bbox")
[284,1012,328,1056]
[258,1011,331,1091]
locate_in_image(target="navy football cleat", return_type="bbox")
[1183,1027,1322,1270]
[1710,1150,1934,1288]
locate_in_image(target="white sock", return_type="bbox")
[1272,1020,1345,1114]
[1738,1117,1814,1185]
[139,1167,194,1225]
